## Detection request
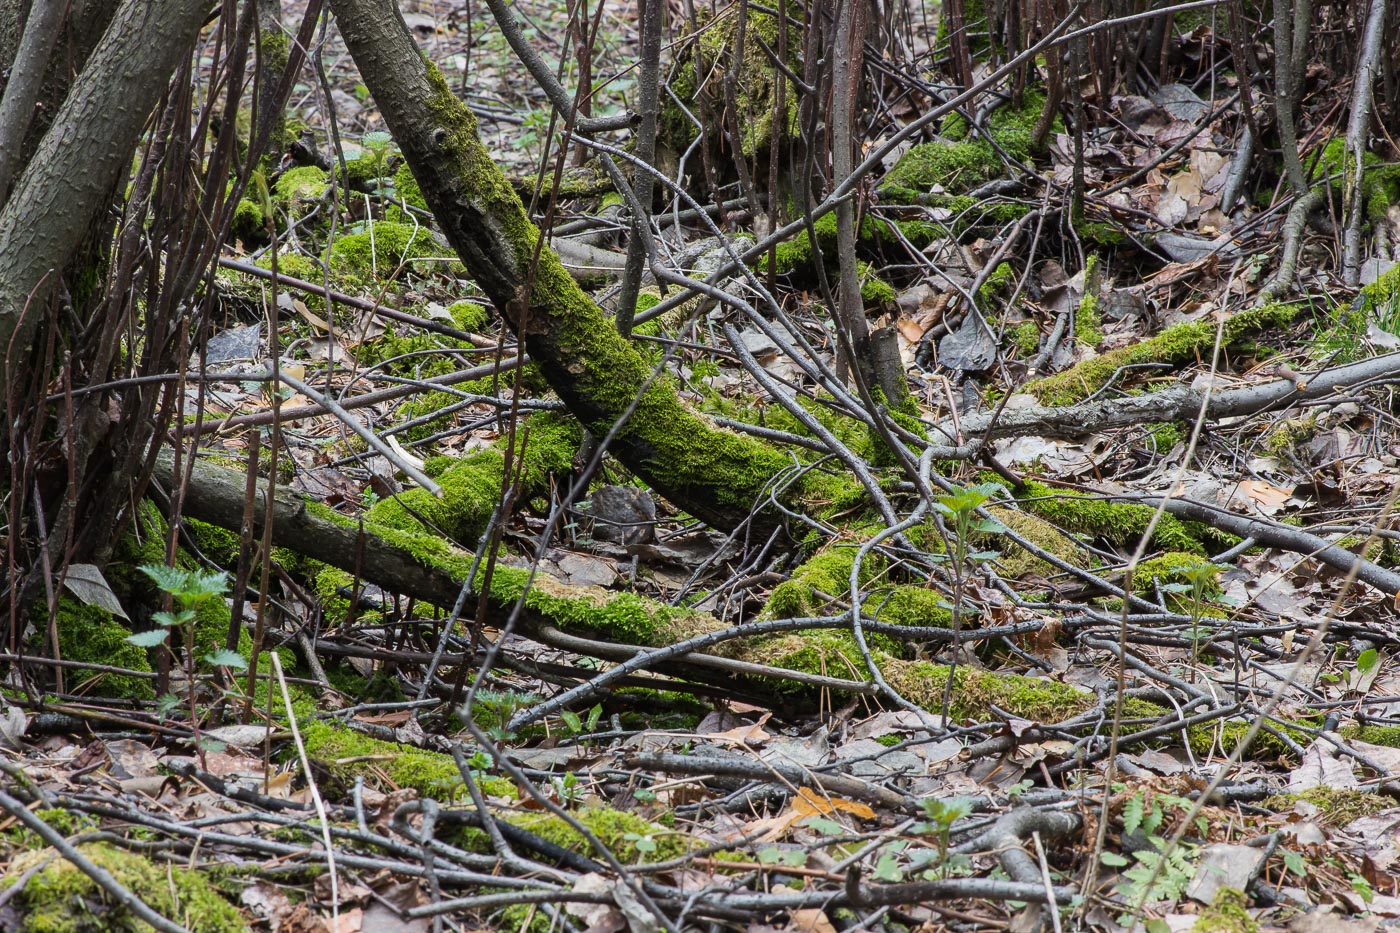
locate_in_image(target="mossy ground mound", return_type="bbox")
[3,842,249,933]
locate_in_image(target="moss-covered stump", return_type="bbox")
[661,2,801,165]
[1025,302,1301,406]
[32,600,155,700]
[2,843,249,933]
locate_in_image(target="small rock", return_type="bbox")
[582,486,657,545]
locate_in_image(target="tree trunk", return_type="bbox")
[325,0,795,535]
[0,0,207,362]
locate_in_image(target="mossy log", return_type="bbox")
[158,453,1284,756]
[323,0,791,534]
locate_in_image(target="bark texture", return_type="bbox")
[325,0,793,534]
[0,0,206,362]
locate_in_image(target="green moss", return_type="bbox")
[763,546,876,619]
[448,299,489,332]
[188,519,241,567]
[300,721,516,801]
[1261,787,1388,825]
[272,165,327,205]
[1263,416,1315,455]
[1011,478,1205,554]
[508,807,696,864]
[859,262,896,305]
[3,843,248,933]
[663,3,802,158]
[1145,422,1185,451]
[327,221,440,280]
[1342,723,1400,746]
[1077,220,1129,247]
[1131,553,1221,596]
[887,662,1096,722]
[882,93,1052,205]
[33,599,153,700]
[1191,888,1257,933]
[393,161,429,209]
[977,261,1015,309]
[490,565,715,647]
[1010,320,1040,355]
[1026,302,1301,406]
[230,196,264,243]
[869,586,952,628]
[1076,258,1104,347]
[366,412,579,541]
[990,507,1091,578]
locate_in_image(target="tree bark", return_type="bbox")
[0,0,207,367]
[324,0,794,534]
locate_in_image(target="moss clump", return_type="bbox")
[230,196,265,243]
[1026,302,1301,406]
[448,299,489,333]
[1145,422,1185,451]
[366,412,580,542]
[327,221,440,280]
[663,3,802,158]
[3,843,249,933]
[990,507,1091,578]
[1011,478,1205,554]
[1261,787,1388,825]
[34,599,153,700]
[1263,416,1315,455]
[860,262,896,305]
[977,261,1016,309]
[272,165,327,205]
[763,546,877,620]
[1311,138,1400,220]
[1191,887,1258,933]
[881,92,1052,204]
[507,807,696,863]
[490,566,716,647]
[886,662,1096,722]
[393,161,429,209]
[1131,553,1221,596]
[1010,320,1040,355]
[868,585,952,628]
[1076,266,1104,348]
[301,721,515,801]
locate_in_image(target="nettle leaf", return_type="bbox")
[125,629,171,648]
[204,649,248,671]
[140,563,190,595]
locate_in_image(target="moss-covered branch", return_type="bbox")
[322,0,792,533]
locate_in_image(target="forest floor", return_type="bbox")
[7,1,1400,932]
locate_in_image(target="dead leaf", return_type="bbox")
[63,564,130,620]
[792,787,876,821]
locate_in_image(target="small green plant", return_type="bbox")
[1156,560,1224,667]
[552,771,584,807]
[471,688,539,742]
[622,830,658,861]
[560,703,603,739]
[129,564,242,754]
[931,482,1007,621]
[1106,837,1197,911]
[914,796,975,877]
